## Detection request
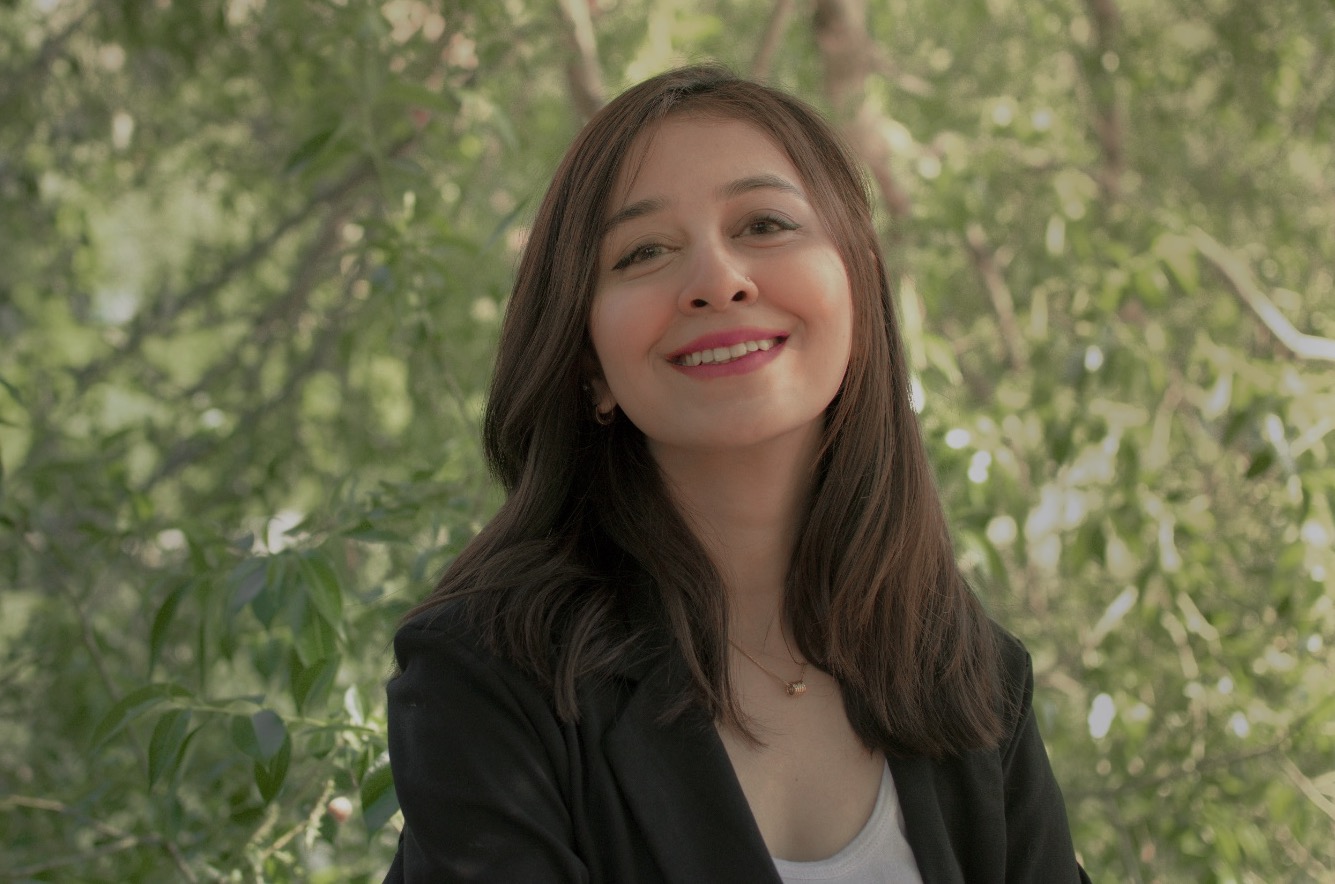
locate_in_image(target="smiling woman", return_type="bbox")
[385,64,1090,883]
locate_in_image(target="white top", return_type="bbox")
[770,762,924,884]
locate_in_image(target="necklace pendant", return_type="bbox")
[786,680,807,697]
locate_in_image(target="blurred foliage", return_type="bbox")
[1,0,1332,880]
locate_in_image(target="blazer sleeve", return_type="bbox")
[384,614,589,883]
[999,638,1092,884]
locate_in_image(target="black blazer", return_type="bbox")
[385,601,1089,883]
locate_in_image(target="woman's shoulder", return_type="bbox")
[393,597,489,664]
[388,596,570,730]
[392,598,499,694]
[390,582,667,701]
[984,619,1040,738]
[396,596,479,640]
[390,596,552,701]
[988,621,1033,686]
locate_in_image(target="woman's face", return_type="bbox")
[589,115,853,461]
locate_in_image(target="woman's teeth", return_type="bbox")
[677,337,780,367]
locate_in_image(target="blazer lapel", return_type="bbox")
[888,754,964,883]
[604,649,782,884]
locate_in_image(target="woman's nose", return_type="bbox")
[678,244,759,312]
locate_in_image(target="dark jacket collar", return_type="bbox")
[603,647,784,884]
[601,632,962,883]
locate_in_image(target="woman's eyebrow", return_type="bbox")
[717,173,806,201]
[602,174,807,236]
[602,197,665,236]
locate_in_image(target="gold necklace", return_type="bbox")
[728,638,809,697]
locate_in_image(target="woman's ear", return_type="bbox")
[589,376,617,414]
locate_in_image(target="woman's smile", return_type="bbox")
[668,328,788,376]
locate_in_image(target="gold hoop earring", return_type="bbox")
[594,406,615,426]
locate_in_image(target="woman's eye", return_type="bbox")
[743,215,798,236]
[612,243,666,270]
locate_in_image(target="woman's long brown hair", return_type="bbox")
[406,64,1004,758]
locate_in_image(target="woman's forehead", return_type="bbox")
[607,113,805,209]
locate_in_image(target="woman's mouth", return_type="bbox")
[672,336,785,367]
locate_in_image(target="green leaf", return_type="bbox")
[317,811,339,845]
[306,726,337,760]
[251,709,287,762]
[1245,447,1275,478]
[1275,541,1305,576]
[386,80,457,115]
[360,762,398,833]
[251,637,285,680]
[253,734,291,804]
[344,524,405,543]
[1221,409,1251,445]
[231,713,261,760]
[148,579,191,677]
[0,373,24,407]
[291,599,338,666]
[283,125,338,175]
[227,557,267,616]
[1154,232,1199,294]
[229,709,288,765]
[298,551,343,626]
[483,194,532,252]
[1071,522,1107,571]
[291,653,340,714]
[249,556,288,628]
[230,804,266,827]
[252,710,292,763]
[90,683,192,752]
[148,709,192,786]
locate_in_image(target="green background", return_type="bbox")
[2,0,1333,880]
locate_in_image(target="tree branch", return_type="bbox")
[1281,757,1335,824]
[139,273,363,493]
[811,0,912,228]
[1103,794,1147,884]
[255,779,335,865]
[866,47,933,99]
[0,795,198,882]
[1191,228,1335,362]
[555,0,604,122]
[73,132,416,390]
[0,3,96,108]
[2,795,127,842]
[1081,0,1124,202]
[5,836,141,878]
[178,196,352,404]
[1067,735,1290,802]
[964,224,1028,372]
[750,0,796,81]
[131,212,347,490]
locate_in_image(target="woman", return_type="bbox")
[385,64,1089,883]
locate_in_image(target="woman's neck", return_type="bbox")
[650,427,820,651]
